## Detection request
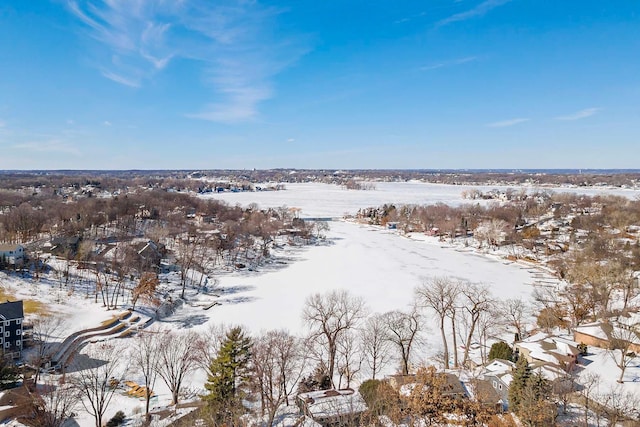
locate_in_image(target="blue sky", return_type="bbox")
[1,0,639,169]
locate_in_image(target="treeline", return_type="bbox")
[0,179,327,312]
[2,169,640,190]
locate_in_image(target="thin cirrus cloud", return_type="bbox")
[66,0,309,124]
[437,0,512,27]
[420,56,478,71]
[12,140,81,156]
[486,118,530,128]
[555,108,601,121]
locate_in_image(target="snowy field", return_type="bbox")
[201,181,640,218]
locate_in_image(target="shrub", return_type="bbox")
[577,342,588,355]
[358,379,397,416]
[106,411,126,427]
[488,341,514,361]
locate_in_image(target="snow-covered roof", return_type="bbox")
[500,373,513,387]
[298,389,367,419]
[617,312,640,328]
[532,364,566,381]
[574,323,609,341]
[483,359,514,375]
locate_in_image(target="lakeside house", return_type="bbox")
[515,332,579,372]
[574,321,640,354]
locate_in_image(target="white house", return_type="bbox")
[0,244,25,266]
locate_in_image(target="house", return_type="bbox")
[574,321,640,354]
[440,373,468,399]
[133,240,165,271]
[49,236,81,258]
[296,389,366,426]
[390,372,468,400]
[386,373,417,391]
[468,379,504,413]
[479,358,514,411]
[0,301,24,359]
[515,333,579,371]
[0,244,25,267]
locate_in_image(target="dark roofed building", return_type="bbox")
[0,301,24,359]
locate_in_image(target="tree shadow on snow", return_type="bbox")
[64,352,110,374]
[220,284,256,295]
[220,295,257,305]
[163,314,210,329]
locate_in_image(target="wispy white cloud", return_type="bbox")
[555,107,601,121]
[0,120,5,128]
[486,117,529,128]
[12,140,81,156]
[420,56,478,71]
[67,0,309,123]
[393,11,426,24]
[287,138,295,143]
[437,0,512,27]
[103,120,112,126]
[101,70,141,88]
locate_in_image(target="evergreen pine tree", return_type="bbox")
[508,356,530,412]
[204,327,252,421]
[488,341,513,361]
[508,358,555,426]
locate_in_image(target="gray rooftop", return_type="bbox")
[0,301,24,320]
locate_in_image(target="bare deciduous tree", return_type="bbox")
[336,329,364,389]
[29,315,67,385]
[252,330,306,426]
[302,290,366,387]
[500,298,529,343]
[459,283,493,367]
[133,328,160,420]
[415,277,458,369]
[598,384,640,426]
[69,342,126,427]
[155,330,199,405]
[193,323,230,375]
[384,308,421,375]
[608,324,639,383]
[360,314,392,379]
[32,379,79,427]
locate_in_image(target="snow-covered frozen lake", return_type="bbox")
[201,220,544,335]
[201,181,640,218]
[192,180,639,334]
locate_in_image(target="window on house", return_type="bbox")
[492,381,497,388]
[4,342,8,348]
[4,332,8,338]
[3,321,8,327]
[16,330,21,335]
[16,340,20,347]
[16,319,21,325]
[499,384,502,390]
